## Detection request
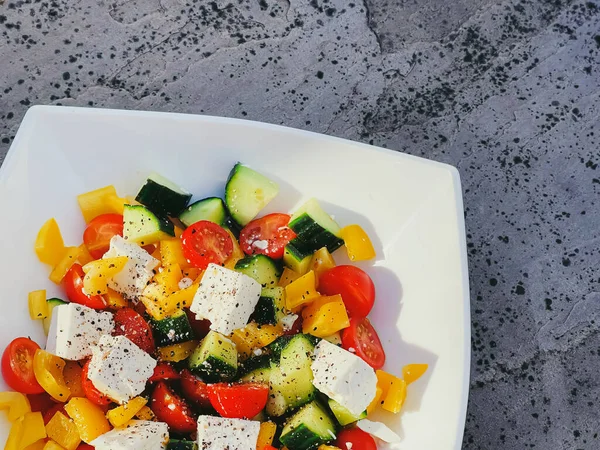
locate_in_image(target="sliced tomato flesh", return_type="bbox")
[239,213,296,259]
[206,383,269,419]
[1,337,44,394]
[181,220,233,269]
[341,317,386,369]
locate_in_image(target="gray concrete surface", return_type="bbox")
[1,0,600,448]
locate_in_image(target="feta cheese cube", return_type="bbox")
[357,419,401,443]
[197,415,260,450]
[190,263,261,335]
[90,420,168,449]
[46,303,114,361]
[104,235,159,299]
[311,339,377,416]
[88,335,157,404]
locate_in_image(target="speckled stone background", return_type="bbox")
[1,0,600,448]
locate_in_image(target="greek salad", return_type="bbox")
[1,163,428,450]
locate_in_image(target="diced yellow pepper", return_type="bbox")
[301,295,349,338]
[5,416,24,450]
[256,421,277,449]
[340,224,376,261]
[64,397,111,442]
[35,218,66,266]
[105,194,128,215]
[158,340,199,362]
[376,370,406,414]
[43,441,67,450]
[20,411,47,448]
[278,267,301,288]
[318,446,342,450]
[183,267,201,280]
[402,363,428,385]
[63,361,85,398]
[28,289,48,320]
[82,256,128,295]
[140,283,172,320]
[155,263,183,294]
[106,396,148,427]
[367,385,383,415]
[224,229,245,270]
[33,349,71,402]
[0,391,31,421]
[231,323,283,359]
[160,239,189,269]
[376,369,398,397]
[150,244,162,260]
[24,440,47,450]
[309,247,336,287]
[285,271,320,310]
[104,288,129,309]
[166,283,198,311]
[135,405,156,421]
[49,247,81,284]
[76,244,94,266]
[45,411,81,450]
[77,185,119,223]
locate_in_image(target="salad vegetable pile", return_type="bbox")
[1,163,428,450]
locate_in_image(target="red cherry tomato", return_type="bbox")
[112,308,155,354]
[83,214,124,259]
[206,383,269,419]
[263,447,278,450]
[77,444,95,450]
[282,315,303,336]
[341,317,386,369]
[336,427,377,450]
[181,221,233,269]
[81,359,112,406]
[27,392,55,413]
[184,309,211,340]
[151,381,197,434]
[319,265,376,318]
[1,337,44,394]
[180,369,212,409]
[239,213,296,259]
[43,403,67,424]
[63,263,107,309]
[148,363,180,383]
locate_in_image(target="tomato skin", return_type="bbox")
[282,315,303,336]
[81,359,112,406]
[184,309,211,340]
[83,214,123,259]
[336,427,377,450]
[181,221,233,269]
[319,265,375,318]
[239,213,296,259]
[151,381,197,434]
[64,263,107,309]
[112,308,156,354]
[27,392,55,413]
[148,363,180,383]
[206,383,269,419]
[77,444,95,450]
[179,369,212,409]
[341,317,386,370]
[1,337,44,394]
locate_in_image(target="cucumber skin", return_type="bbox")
[136,178,191,218]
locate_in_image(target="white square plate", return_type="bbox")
[0,106,470,449]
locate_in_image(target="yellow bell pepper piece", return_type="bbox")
[105,194,128,215]
[76,244,94,266]
[63,361,85,398]
[160,239,189,269]
[158,340,199,362]
[0,391,31,421]
[82,256,128,295]
[5,416,24,450]
[340,224,376,261]
[77,185,119,223]
[35,218,66,266]
[402,363,428,385]
[301,295,349,338]
[309,247,335,287]
[49,247,81,284]
[106,396,148,427]
[375,370,407,414]
[155,263,183,294]
[28,290,48,320]
[64,397,111,443]
[278,267,301,288]
[166,283,198,310]
[135,405,156,421]
[256,421,277,449]
[367,385,383,415]
[285,271,320,310]
[45,411,81,450]
[150,244,162,260]
[230,323,283,359]
[20,411,47,448]
[24,440,47,450]
[183,267,201,280]
[33,349,71,402]
[224,229,245,270]
[43,441,67,450]
[318,446,342,450]
[105,288,129,309]
[140,283,172,320]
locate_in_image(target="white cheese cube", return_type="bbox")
[46,303,114,361]
[197,415,260,450]
[190,263,261,335]
[357,419,401,443]
[90,420,168,449]
[311,339,378,416]
[104,235,159,299]
[88,335,157,404]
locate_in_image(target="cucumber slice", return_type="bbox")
[328,398,366,426]
[250,287,285,325]
[239,354,277,383]
[179,197,227,227]
[123,204,175,246]
[188,331,237,382]
[235,255,282,288]
[323,332,342,346]
[136,173,192,218]
[167,440,198,450]
[280,401,337,450]
[268,334,319,358]
[149,310,194,347]
[225,163,279,226]
[283,241,313,274]
[288,199,344,254]
[43,298,68,335]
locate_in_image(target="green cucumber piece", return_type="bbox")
[167,440,198,450]
[280,401,336,450]
[136,173,192,218]
[179,197,227,227]
[43,298,68,335]
[239,354,277,383]
[250,287,285,325]
[283,240,313,273]
[123,204,175,245]
[328,398,366,426]
[188,331,237,382]
[149,310,194,347]
[235,255,282,288]
[288,199,344,254]
[225,163,279,226]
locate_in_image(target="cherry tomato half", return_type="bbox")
[184,309,211,340]
[112,307,155,354]
[239,213,296,259]
[77,444,95,450]
[341,317,386,370]
[151,381,197,434]
[1,338,44,394]
[180,369,212,409]
[81,359,112,406]
[336,427,377,450]
[64,263,107,309]
[206,383,269,419]
[319,265,375,318]
[181,221,233,269]
[148,363,180,383]
[83,214,123,259]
